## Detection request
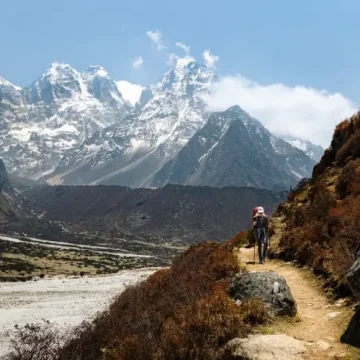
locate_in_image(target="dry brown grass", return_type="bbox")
[274,111,360,296]
[6,240,270,359]
[40,240,267,360]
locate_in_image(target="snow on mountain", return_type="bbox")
[280,135,324,163]
[0,76,21,91]
[47,58,217,186]
[1,59,317,190]
[0,63,132,179]
[151,105,315,190]
[116,80,145,106]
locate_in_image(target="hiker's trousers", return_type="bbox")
[255,228,268,262]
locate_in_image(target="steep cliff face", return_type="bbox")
[0,159,18,224]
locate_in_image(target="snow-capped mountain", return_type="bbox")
[1,59,316,190]
[280,135,324,162]
[47,58,216,186]
[151,106,315,190]
[0,63,132,179]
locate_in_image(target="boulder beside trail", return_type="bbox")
[228,272,296,316]
[347,257,360,300]
[227,334,308,360]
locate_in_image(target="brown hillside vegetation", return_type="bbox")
[6,240,268,360]
[273,111,360,296]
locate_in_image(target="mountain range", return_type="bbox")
[0,59,323,189]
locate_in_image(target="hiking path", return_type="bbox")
[238,246,359,359]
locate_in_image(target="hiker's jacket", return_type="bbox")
[252,214,269,229]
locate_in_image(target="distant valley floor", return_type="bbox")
[0,235,169,281]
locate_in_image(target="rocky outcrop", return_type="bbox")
[227,334,308,360]
[346,256,360,299]
[0,159,14,196]
[229,272,296,316]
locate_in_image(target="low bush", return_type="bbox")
[7,240,271,359]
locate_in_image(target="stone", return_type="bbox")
[227,334,308,360]
[324,312,341,320]
[346,257,360,299]
[229,272,297,316]
[316,340,332,351]
[335,299,347,308]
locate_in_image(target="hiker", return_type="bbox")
[252,206,269,264]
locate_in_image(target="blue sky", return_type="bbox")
[2,0,360,146]
[1,0,359,95]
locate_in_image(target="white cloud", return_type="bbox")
[202,75,356,148]
[203,49,219,69]
[176,42,190,54]
[116,80,145,106]
[132,56,143,70]
[146,30,165,50]
[167,53,177,66]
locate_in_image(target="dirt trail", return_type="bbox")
[238,247,359,359]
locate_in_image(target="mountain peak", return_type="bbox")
[85,65,110,78]
[225,105,248,115]
[0,76,21,91]
[158,57,215,93]
[41,62,78,84]
[174,56,196,69]
[47,62,74,74]
[280,135,324,162]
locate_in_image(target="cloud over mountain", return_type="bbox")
[202,74,356,147]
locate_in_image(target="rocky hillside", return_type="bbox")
[20,184,286,245]
[0,64,132,179]
[150,106,315,190]
[272,110,360,295]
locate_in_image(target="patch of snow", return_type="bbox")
[198,141,219,162]
[116,80,145,106]
[96,68,108,77]
[0,76,21,91]
[9,124,79,142]
[291,169,303,179]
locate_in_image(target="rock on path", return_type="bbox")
[229,271,296,317]
[227,334,308,360]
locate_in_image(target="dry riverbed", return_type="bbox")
[0,268,157,357]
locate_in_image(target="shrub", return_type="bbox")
[336,159,360,198]
[228,231,251,248]
[55,241,243,360]
[289,178,311,197]
[4,321,63,360]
